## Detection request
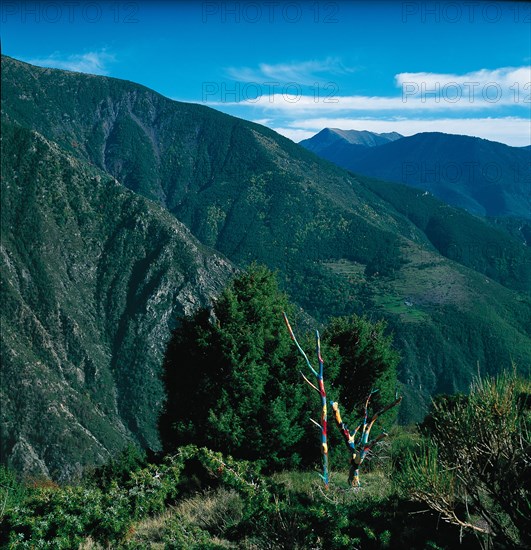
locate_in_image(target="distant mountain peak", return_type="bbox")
[300,128,403,151]
[300,128,531,219]
[327,128,404,145]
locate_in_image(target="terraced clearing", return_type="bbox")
[322,252,462,323]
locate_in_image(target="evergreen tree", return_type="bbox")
[159,264,310,468]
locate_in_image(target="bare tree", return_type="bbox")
[331,391,401,486]
[283,313,330,487]
[283,313,402,488]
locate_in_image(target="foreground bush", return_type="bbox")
[1,445,269,548]
[398,372,530,549]
[1,448,186,547]
[2,443,479,549]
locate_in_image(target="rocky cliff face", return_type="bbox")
[1,121,234,480]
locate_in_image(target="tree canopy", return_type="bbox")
[159,264,401,469]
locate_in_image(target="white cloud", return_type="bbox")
[22,50,115,75]
[396,66,530,91]
[272,128,316,142]
[200,65,530,146]
[206,87,528,113]
[395,66,531,105]
[204,65,530,112]
[222,93,504,111]
[226,57,356,85]
[272,117,531,147]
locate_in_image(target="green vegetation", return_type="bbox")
[6,391,524,550]
[0,121,234,479]
[398,372,530,550]
[363,176,531,292]
[159,266,399,472]
[1,268,528,548]
[324,315,399,431]
[306,130,531,220]
[0,441,483,549]
[3,370,525,548]
[2,54,530,481]
[159,264,307,469]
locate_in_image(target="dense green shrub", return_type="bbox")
[2,484,131,547]
[85,444,148,491]
[1,448,186,547]
[0,466,27,523]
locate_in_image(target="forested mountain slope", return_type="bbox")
[1,121,234,479]
[2,56,530,476]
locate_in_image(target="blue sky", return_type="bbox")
[2,1,530,145]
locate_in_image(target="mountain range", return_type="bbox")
[300,129,531,219]
[2,55,530,479]
[300,128,403,153]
